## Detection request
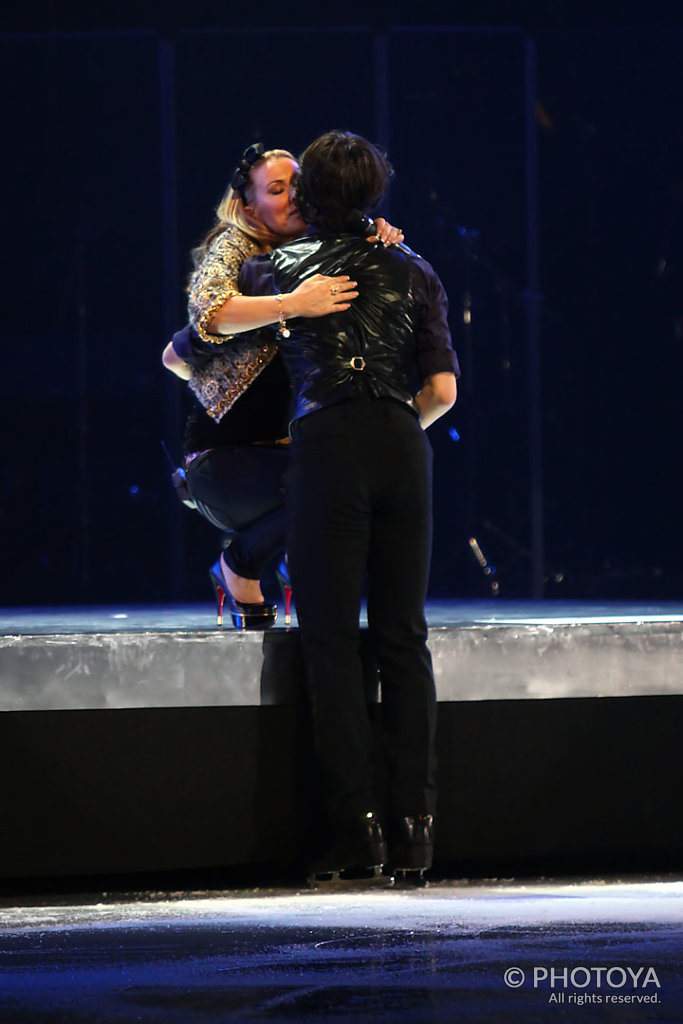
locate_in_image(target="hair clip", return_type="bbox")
[230,142,265,203]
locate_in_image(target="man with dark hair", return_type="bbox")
[294,128,394,232]
[239,130,459,882]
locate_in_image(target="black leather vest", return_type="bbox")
[269,233,421,423]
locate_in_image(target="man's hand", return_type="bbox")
[415,372,457,428]
[162,341,192,380]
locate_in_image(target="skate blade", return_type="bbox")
[306,865,390,890]
[390,868,429,888]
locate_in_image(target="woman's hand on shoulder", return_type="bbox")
[367,218,405,248]
[286,274,359,318]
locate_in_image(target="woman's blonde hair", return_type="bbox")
[191,148,297,267]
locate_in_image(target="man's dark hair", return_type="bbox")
[296,130,394,233]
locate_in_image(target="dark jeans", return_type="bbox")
[186,444,290,580]
[286,399,438,823]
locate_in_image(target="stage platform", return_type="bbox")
[1,600,682,883]
[2,599,683,710]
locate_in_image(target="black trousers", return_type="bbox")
[286,399,438,823]
[186,445,289,579]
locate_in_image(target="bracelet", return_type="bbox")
[275,294,290,338]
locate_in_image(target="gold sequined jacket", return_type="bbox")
[186,225,277,422]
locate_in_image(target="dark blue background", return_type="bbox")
[2,2,681,605]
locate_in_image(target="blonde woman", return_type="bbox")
[163,143,402,627]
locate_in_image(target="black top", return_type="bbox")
[182,353,291,453]
[239,233,459,424]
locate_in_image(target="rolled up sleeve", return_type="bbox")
[412,260,461,380]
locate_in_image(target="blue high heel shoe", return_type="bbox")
[274,559,293,626]
[209,560,277,630]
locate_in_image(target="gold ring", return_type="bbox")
[330,284,338,295]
